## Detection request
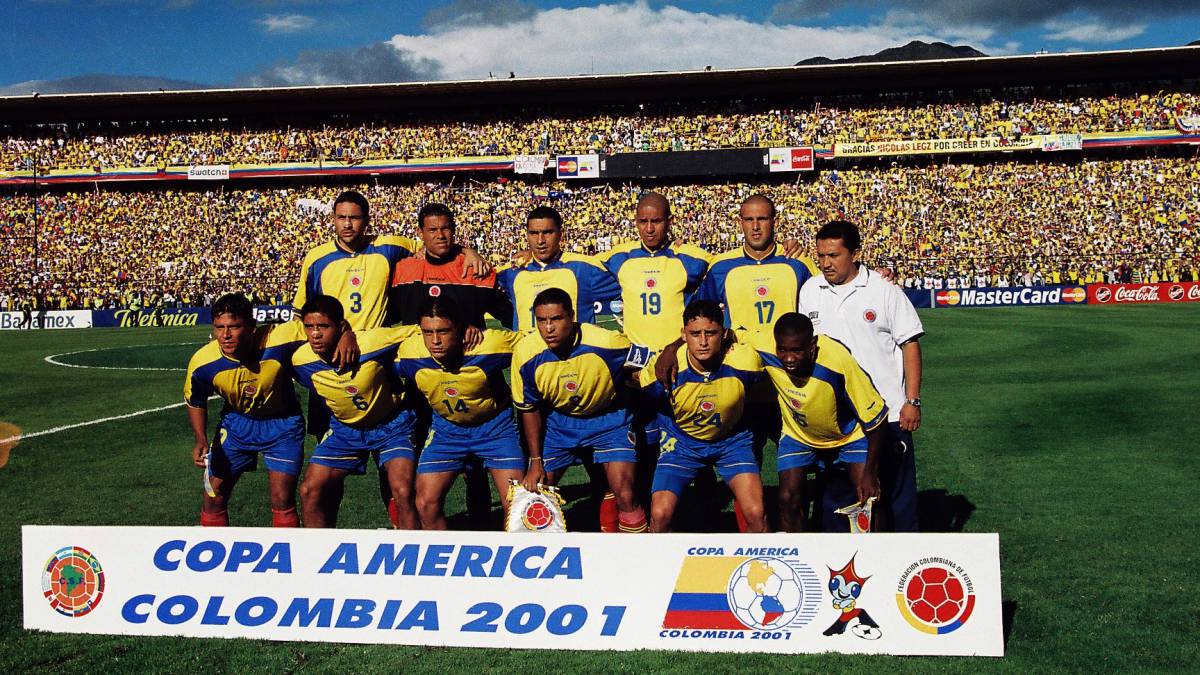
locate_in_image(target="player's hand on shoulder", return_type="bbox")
[655,339,684,388]
[333,326,360,369]
[782,238,804,258]
[463,325,484,351]
[510,248,533,267]
[462,247,492,279]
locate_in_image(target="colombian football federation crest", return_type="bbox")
[242,383,258,396]
[345,385,360,396]
[863,309,877,323]
[350,275,363,288]
[429,285,442,297]
[755,285,769,297]
[645,278,658,289]
[564,380,579,393]
[896,558,976,634]
[42,546,105,617]
[444,387,459,398]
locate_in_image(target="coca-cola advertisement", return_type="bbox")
[1086,282,1200,304]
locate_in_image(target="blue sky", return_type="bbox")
[2,0,1197,93]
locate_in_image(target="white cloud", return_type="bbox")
[1043,19,1146,43]
[387,1,1008,81]
[257,13,318,35]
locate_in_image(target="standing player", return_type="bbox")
[184,293,307,527]
[292,190,489,331]
[291,295,419,528]
[756,313,886,532]
[799,220,924,531]
[696,194,817,334]
[388,202,513,328]
[640,300,766,533]
[496,206,622,332]
[511,288,647,533]
[598,193,710,352]
[395,297,525,530]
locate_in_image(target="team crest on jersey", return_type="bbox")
[700,400,716,412]
[564,380,579,393]
[350,276,363,287]
[789,397,803,410]
[645,278,658,289]
[242,384,258,396]
[444,387,459,398]
[755,285,769,297]
[345,385,360,395]
[429,285,442,297]
[863,309,877,323]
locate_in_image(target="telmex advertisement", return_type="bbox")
[24,526,1003,656]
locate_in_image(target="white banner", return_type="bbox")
[0,310,92,330]
[23,526,1003,656]
[1040,134,1083,152]
[767,147,814,172]
[187,165,230,180]
[555,154,600,179]
[514,155,549,175]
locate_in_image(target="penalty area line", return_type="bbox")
[0,396,217,445]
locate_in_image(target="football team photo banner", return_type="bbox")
[24,526,1003,656]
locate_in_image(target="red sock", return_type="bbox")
[272,507,299,528]
[599,491,619,533]
[387,498,400,529]
[200,509,228,527]
[734,501,748,533]
[618,506,647,533]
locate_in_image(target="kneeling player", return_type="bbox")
[758,313,884,531]
[641,300,767,533]
[395,297,525,529]
[512,288,647,533]
[184,293,307,527]
[292,295,419,528]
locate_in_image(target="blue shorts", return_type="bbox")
[652,428,759,496]
[777,436,868,472]
[310,408,416,475]
[543,407,637,474]
[210,412,304,479]
[417,413,524,475]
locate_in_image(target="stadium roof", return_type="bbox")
[2,46,1199,124]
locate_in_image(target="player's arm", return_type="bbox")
[519,409,546,491]
[899,339,922,432]
[654,338,684,387]
[858,422,884,505]
[187,404,208,468]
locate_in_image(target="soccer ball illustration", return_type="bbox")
[727,558,803,630]
[850,622,882,640]
[903,566,967,625]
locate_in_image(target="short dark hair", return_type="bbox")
[526,205,563,230]
[417,296,464,329]
[418,202,455,230]
[212,293,254,323]
[816,220,862,251]
[683,299,724,326]
[774,312,814,341]
[532,287,574,316]
[333,190,370,222]
[300,294,345,325]
[741,194,776,218]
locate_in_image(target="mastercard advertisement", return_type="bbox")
[934,285,1087,307]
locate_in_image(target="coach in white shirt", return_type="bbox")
[798,220,923,531]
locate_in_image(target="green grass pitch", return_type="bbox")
[1,305,1197,672]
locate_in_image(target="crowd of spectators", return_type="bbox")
[1,89,1197,172]
[2,156,1196,312]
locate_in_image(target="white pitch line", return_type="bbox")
[0,396,217,445]
[44,342,203,371]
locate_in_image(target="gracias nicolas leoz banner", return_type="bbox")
[24,526,1002,656]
